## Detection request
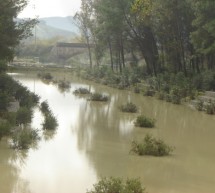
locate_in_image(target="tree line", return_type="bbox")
[75,0,215,76]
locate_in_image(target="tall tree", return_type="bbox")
[130,0,160,75]
[74,0,93,68]
[0,0,36,66]
[153,0,194,74]
[92,0,129,72]
[191,0,215,69]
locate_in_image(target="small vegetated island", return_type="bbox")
[73,87,91,95]
[89,92,109,102]
[131,134,173,157]
[40,101,58,130]
[87,177,146,193]
[119,102,138,113]
[135,115,155,128]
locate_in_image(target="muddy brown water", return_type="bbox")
[1,72,215,193]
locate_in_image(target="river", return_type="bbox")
[1,72,215,193]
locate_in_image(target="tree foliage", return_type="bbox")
[87,177,145,193]
[0,0,36,63]
[76,0,215,75]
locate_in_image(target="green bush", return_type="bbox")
[131,134,173,156]
[15,86,39,108]
[156,92,165,100]
[16,107,33,126]
[119,102,138,113]
[0,112,16,125]
[40,100,51,114]
[134,86,140,93]
[73,87,91,94]
[89,93,109,101]
[42,113,58,130]
[135,115,155,128]
[12,128,40,149]
[196,100,204,111]
[143,88,155,96]
[205,102,215,115]
[87,177,145,193]
[38,72,53,80]
[58,80,70,89]
[165,94,172,102]
[170,87,181,104]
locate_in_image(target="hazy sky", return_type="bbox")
[19,0,81,18]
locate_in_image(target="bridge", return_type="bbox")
[51,42,90,60]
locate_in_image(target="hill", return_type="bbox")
[18,16,80,41]
[34,20,77,40]
[40,16,79,34]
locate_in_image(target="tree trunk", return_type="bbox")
[108,38,114,71]
[86,36,92,68]
[120,34,125,68]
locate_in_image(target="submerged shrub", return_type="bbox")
[134,86,140,93]
[119,102,138,113]
[15,86,40,108]
[42,113,58,130]
[38,72,53,80]
[89,93,109,101]
[131,134,173,156]
[12,129,40,149]
[0,112,16,125]
[87,177,145,193]
[135,115,155,128]
[58,80,70,89]
[73,87,91,94]
[205,102,215,115]
[196,100,204,111]
[165,94,172,102]
[156,92,165,100]
[143,88,155,96]
[16,107,33,126]
[170,87,181,104]
[40,100,51,114]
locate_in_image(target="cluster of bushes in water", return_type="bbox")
[135,115,155,128]
[0,73,58,150]
[195,99,215,115]
[73,87,109,102]
[37,72,70,90]
[37,71,173,157]
[73,87,91,95]
[37,72,53,81]
[89,93,109,101]
[87,177,145,193]
[79,66,143,89]
[40,101,58,130]
[131,134,173,157]
[119,102,138,113]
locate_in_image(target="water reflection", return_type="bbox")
[0,139,31,193]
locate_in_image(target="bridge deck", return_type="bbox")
[56,42,88,48]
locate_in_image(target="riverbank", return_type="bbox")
[9,66,215,115]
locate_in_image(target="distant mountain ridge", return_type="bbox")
[35,20,77,40]
[40,16,79,34]
[18,16,80,41]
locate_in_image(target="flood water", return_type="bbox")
[1,72,215,193]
